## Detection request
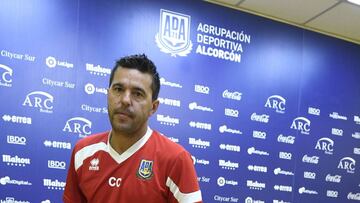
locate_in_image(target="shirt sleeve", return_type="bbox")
[63,145,87,203]
[166,150,202,203]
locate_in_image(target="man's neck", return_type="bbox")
[110,126,148,154]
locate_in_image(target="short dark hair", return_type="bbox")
[109,54,160,101]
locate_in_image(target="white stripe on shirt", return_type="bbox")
[74,142,108,170]
[166,177,202,203]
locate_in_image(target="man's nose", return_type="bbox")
[120,91,131,105]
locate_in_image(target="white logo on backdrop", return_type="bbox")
[338,157,355,173]
[0,64,13,87]
[155,9,192,57]
[159,77,182,88]
[2,114,32,125]
[45,56,73,69]
[291,117,310,134]
[63,117,92,138]
[22,91,54,113]
[264,95,286,113]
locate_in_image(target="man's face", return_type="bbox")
[108,67,158,136]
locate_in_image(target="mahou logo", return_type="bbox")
[0,64,13,87]
[264,95,286,113]
[22,91,54,113]
[63,117,92,137]
[338,157,355,173]
[315,137,334,155]
[291,117,310,135]
[155,9,192,57]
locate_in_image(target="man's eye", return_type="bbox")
[134,91,143,98]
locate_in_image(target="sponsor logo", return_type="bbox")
[329,112,347,120]
[22,91,54,113]
[2,114,32,125]
[168,137,179,143]
[158,97,181,107]
[247,147,269,156]
[273,167,294,176]
[246,180,266,190]
[325,174,341,183]
[0,197,30,203]
[273,200,290,203]
[45,56,73,69]
[7,135,26,145]
[315,137,334,154]
[159,77,182,88]
[219,159,239,170]
[331,128,343,136]
[155,9,192,57]
[81,104,107,114]
[252,130,266,139]
[219,144,240,152]
[214,195,239,202]
[85,63,110,76]
[304,171,316,179]
[302,155,319,164]
[354,116,360,125]
[298,187,318,195]
[84,83,107,95]
[274,185,292,192]
[2,154,30,167]
[0,64,12,87]
[108,177,122,187]
[1,49,35,62]
[279,151,292,160]
[291,117,310,134]
[248,165,267,173]
[192,156,210,166]
[194,84,210,94]
[157,114,179,126]
[63,117,92,138]
[217,177,238,187]
[277,134,295,144]
[189,102,213,112]
[0,176,32,186]
[224,108,238,117]
[41,200,51,203]
[137,159,153,180]
[348,192,360,200]
[327,190,339,198]
[43,179,65,190]
[219,125,242,135]
[189,121,211,130]
[308,107,320,116]
[338,157,355,173]
[197,176,210,183]
[47,160,66,170]
[354,147,360,155]
[244,197,264,203]
[42,77,75,89]
[43,140,71,149]
[353,132,360,139]
[89,158,99,171]
[250,113,269,123]
[264,95,286,113]
[189,138,210,149]
[222,90,241,101]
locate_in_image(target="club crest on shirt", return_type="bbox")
[137,159,154,180]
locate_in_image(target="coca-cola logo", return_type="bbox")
[222,90,241,101]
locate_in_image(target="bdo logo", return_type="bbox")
[63,117,92,137]
[291,117,310,134]
[155,9,192,57]
[22,91,54,113]
[0,64,13,87]
[264,95,286,113]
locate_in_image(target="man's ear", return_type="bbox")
[149,99,160,116]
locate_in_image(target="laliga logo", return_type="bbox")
[22,91,54,113]
[264,95,286,113]
[315,137,334,155]
[45,56,57,68]
[0,64,13,87]
[155,9,192,57]
[338,157,356,173]
[63,117,92,137]
[291,117,310,134]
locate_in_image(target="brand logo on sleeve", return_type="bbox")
[89,158,99,171]
[137,159,153,180]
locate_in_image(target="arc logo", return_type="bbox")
[159,77,182,88]
[264,95,286,113]
[155,9,192,57]
[290,117,310,134]
[338,157,355,173]
[63,117,92,138]
[0,64,13,87]
[315,137,334,154]
[22,91,54,113]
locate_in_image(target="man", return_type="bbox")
[63,54,202,203]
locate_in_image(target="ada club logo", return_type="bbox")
[22,91,54,113]
[155,9,192,57]
[0,64,13,87]
[63,117,92,137]
[137,159,153,180]
[291,117,310,134]
[264,95,286,113]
